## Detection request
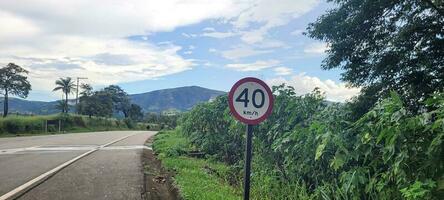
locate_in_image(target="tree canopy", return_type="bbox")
[307,0,444,114]
[77,84,144,121]
[0,63,31,117]
[103,85,131,117]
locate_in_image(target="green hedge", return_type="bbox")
[0,114,136,135]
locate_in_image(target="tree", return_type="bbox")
[103,85,130,117]
[77,85,114,118]
[53,77,76,113]
[0,63,31,117]
[79,83,93,97]
[307,0,444,115]
[128,104,143,121]
[76,83,93,115]
[86,91,114,117]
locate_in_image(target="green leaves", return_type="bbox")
[177,85,444,199]
[308,0,444,114]
[400,180,437,200]
[330,151,346,171]
[0,63,32,117]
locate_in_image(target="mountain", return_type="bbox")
[0,86,226,115]
[0,98,59,115]
[130,86,226,113]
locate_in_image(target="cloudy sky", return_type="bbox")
[0,0,360,102]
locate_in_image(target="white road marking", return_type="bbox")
[0,133,142,200]
[0,145,151,155]
[0,146,41,155]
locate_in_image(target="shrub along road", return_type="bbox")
[0,131,157,200]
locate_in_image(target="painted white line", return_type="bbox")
[0,145,152,155]
[0,146,41,155]
[101,145,152,150]
[0,133,139,200]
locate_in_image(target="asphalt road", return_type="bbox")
[0,131,156,200]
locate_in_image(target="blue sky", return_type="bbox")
[0,0,359,102]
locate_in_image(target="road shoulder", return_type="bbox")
[141,137,180,200]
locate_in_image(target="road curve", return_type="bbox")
[0,131,156,200]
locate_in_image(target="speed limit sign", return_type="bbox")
[228,77,274,200]
[228,77,274,125]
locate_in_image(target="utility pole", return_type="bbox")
[75,77,88,105]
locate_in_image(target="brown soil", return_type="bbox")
[141,137,181,200]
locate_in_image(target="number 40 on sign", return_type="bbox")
[229,77,273,125]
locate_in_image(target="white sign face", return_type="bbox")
[229,77,273,125]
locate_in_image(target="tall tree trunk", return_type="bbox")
[3,88,8,117]
[65,92,68,113]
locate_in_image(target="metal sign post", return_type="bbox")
[243,124,253,200]
[228,77,274,200]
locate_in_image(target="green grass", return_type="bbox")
[0,114,142,136]
[153,130,190,157]
[153,130,241,200]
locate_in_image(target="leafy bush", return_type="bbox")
[153,130,241,200]
[0,114,136,135]
[153,130,190,157]
[177,85,444,199]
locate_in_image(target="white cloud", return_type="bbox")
[221,46,271,60]
[0,10,40,42]
[1,0,236,94]
[200,26,239,38]
[192,0,319,45]
[267,73,360,102]
[188,45,195,50]
[0,1,241,36]
[183,51,193,55]
[0,37,192,92]
[201,31,238,39]
[0,0,321,99]
[304,42,328,54]
[231,0,319,29]
[232,0,319,44]
[274,67,292,75]
[209,48,217,53]
[226,60,279,71]
[181,33,198,38]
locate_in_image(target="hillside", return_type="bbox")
[0,98,58,115]
[130,86,226,113]
[0,86,226,115]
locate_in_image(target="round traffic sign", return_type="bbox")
[228,77,274,125]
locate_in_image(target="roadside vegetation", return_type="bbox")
[162,86,444,199]
[153,130,241,200]
[0,62,182,135]
[0,114,147,136]
[152,1,444,199]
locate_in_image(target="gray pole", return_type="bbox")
[76,77,79,105]
[75,77,87,113]
[243,124,253,200]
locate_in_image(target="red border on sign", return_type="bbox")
[228,77,274,125]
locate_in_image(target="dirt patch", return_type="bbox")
[141,137,181,200]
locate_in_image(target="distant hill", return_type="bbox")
[0,98,58,115]
[130,86,226,113]
[0,86,226,115]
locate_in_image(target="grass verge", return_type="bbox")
[153,130,241,200]
[0,114,148,136]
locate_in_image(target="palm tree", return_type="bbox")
[53,77,76,113]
